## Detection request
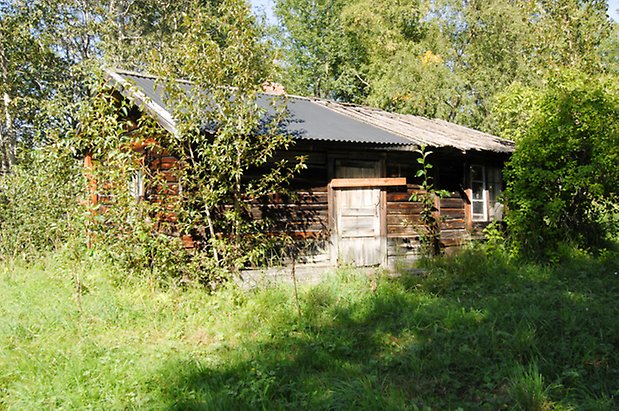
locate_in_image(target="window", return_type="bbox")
[470,165,503,222]
[470,165,486,221]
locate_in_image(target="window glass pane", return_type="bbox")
[472,181,484,199]
[487,166,503,220]
[471,165,483,181]
[473,201,484,215]
[487,167,502,185]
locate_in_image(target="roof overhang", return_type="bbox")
[103,69,514,154]
[105,69,178,136]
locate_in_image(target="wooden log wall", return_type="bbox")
[128,142,481,264]
[143,149,183,237]
[385,184,468,261]
[438,194,468,249]
[247,149,332,263]
[249,188,331,264]
[214,146,474,264]
[143,147,332,260]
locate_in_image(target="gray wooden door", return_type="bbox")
[333,161,385,266]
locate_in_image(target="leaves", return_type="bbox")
[502,71,619,257]
[148,0,305,273]
[409,146,448,257]
[274,0,617,132]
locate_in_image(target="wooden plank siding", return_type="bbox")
[142,144,474,264]
[384,184,468,261]
[248,188,331,264]
[87,140,504,266]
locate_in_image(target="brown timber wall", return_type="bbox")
[386,184,468,262]
[132,144,474,264]
[249,187,330,263]
[438,193,468,251]
[143,147,333,260]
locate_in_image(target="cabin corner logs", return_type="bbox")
[87,140,506,267]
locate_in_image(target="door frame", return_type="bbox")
[327,156,406,266]
[331,185,385,266]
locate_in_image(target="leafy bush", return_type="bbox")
[502,71,619,258]
[482,221,507,256]
[409,145,450,256]
[0,148,83,258]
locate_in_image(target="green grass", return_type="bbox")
[1,248,618,410]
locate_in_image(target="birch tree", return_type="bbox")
[0,2,69,173]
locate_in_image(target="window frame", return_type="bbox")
[470,165,488,222]
[469,164,503,223]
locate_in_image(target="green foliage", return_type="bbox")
[0,148,83,258]
[274,0,369,101]
[2,247,619,409]
[274,0,617,132]
[491,82,544,142]
[481,221,507,256]
[150,0,306,275]
[0,0,216,172]
[67,72,192,281]
[502,71,619,257]
[509,363,556,411]
[409,146,449,256]
[0,1,73,172]
[1,0,306,276]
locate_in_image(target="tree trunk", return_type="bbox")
[0,31,15,174]
[2,91,14,172]
[0,111,6,175]
[233,146,242,267]
[205,204,220,264]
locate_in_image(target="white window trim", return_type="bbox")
[470,165,487,222]
[470,164,503,223]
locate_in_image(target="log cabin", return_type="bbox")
[100,69,514,267]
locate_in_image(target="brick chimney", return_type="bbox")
[262,81,286,95]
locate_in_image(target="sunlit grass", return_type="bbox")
[1,247,618,409]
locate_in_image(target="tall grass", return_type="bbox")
[1,247,618,409]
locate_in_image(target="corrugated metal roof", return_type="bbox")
[314,100,514,153]
[105,69,514,153]
[277,95,414,145]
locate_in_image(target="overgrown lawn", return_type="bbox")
[1,249,618,409]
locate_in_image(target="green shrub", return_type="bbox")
[502,71,619,258]
[0,149,83,259]
[482,221,507,255]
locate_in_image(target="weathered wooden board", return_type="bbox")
[330,177,407,188]
[333,160,385,266]
[440,198,465,208]
[335,186,382,265]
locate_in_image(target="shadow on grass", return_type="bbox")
[152,250,619,410]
